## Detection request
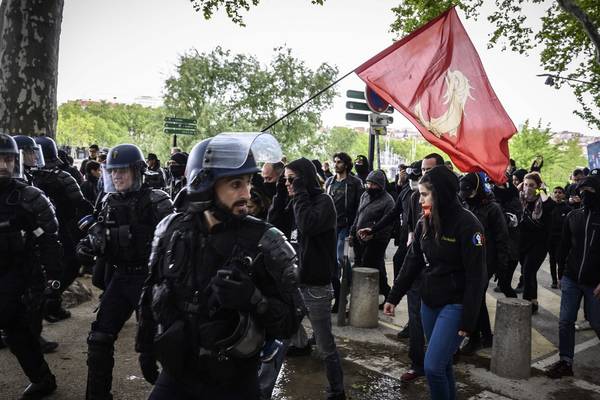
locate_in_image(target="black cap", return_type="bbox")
[146,153,158,161]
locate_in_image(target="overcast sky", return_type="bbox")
[57,0,596,136]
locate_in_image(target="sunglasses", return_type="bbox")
[285,176,296,184]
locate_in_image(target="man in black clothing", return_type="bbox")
[325,152,363,312]
[80,144,99,176]
[549,186,571,288]
[459,172,513,355]
[81,160,101,205]
[0,133,61,399]
[33,136,94,322]
[135,133,302,399]
[565,168,584,208]
[546,175,600,379]
[354,155,370,183]
[57,150,83,184]
[145,153,166,190]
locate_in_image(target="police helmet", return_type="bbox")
[0,133,23,180]
[34,136,59,163]
[186,132,282,196]
[103,144,147,193]
[13,135,45,168]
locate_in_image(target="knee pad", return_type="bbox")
[87,331,115,354]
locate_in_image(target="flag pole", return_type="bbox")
[261,69,356,132]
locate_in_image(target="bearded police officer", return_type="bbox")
[32,136,93,322]
[136,133,303,399]
[0,133,62,398]
[76,144,173,400]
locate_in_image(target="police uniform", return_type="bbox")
[0,133,61,399]
[77,144,174,400]
[135,133,303,400]
[32,136,93,321]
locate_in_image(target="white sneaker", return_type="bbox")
[575,320,592,331]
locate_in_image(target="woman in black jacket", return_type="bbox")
[384,166,486,400]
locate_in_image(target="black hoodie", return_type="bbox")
[388,166,487,334]
[557,176,600,287]
[287,158,337,286]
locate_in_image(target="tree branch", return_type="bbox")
[557,0,600,65]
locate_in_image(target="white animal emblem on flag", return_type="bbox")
[414,70,474,138]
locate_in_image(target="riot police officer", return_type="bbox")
[13,135,60,353]
[136,133,303,399]
[32,136,93,322]
[76,143,174,400]
[0,133,62,398]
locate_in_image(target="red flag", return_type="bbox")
[355,7,516,183]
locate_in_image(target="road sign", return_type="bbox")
[163,116,197,135]
[345,113,369,122]
[164,117,196,124]
[346,101,393,114]
[365,86,391,113]
[163,128,196,135]
[346,90,365,100]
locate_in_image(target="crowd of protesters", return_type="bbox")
[1,134,599,400]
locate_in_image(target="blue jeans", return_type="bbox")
[559,276,600,363]
[420,303,464,400]
[333,227,349,304]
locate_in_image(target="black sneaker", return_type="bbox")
[531,303,539,315]
[545,360,574,379]
[551,282,558,289]
[327,391,346,400]
[396,325,410,340]
[20,371,57,399]
[460,337,482,356]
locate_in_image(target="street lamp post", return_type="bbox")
[537,73,600,87]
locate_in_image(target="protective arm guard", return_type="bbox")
[135,212,179,353]
[58,170,94,216]
[21,186,62,281]
[149,189,175,223]
[257,227,306,339]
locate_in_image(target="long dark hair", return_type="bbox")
[418,177,442,242]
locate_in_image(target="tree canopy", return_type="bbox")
[163,46,338,159]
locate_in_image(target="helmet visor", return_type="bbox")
[21,146,45,168]
[204,132,282,169]
[102,165,142,193]
[0,151,23,180]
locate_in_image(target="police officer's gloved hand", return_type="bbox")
[43,280,62,316]
[76,238,95,265]
[211,269,264,312]
[139,352,159,384]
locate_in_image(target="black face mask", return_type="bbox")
[581,190,599,209]
[262,182,276,198]
[355,163,368,176]
[366,187,382,197]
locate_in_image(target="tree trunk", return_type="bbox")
[0,0,64,138]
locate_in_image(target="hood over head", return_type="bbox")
[286,157,322,196]
[421,165,459,208]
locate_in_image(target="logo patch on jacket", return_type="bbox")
[472,232,484,246]
[441,236,456,243]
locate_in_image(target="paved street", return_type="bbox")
[1,252,599,399]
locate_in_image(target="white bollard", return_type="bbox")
[349,267,379,328]
[491,297,532,379]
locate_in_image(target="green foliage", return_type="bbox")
[389,1,600,129]
[189,0,325,26]
[163,46,338,159]
[57,101,172,161]
[509,121,587,188]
